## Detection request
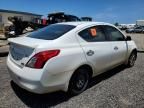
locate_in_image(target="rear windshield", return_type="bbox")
[28,24,75,40]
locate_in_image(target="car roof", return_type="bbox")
[57,21,113,27]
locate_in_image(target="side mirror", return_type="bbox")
[126,36,131,41]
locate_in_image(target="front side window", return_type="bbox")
[104,26,125,41]
[28,24,75,40]
[79,26,106,42]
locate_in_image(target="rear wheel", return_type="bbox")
[127,51,137,67]
[68,68,90,96]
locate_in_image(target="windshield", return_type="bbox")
[28,24,75,40]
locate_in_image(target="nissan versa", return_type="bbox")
[7,22,137,95]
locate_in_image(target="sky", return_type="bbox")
[0,0,144,24]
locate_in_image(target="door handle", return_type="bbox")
[114,46,118,50]
[87,50,94,56]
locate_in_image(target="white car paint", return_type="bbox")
[7,22,137,94]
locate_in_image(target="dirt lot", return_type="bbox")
[0,33,144,108]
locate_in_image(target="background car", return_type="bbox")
[134,26,144,33]
[126,26,144,33]
[126,28,135,33]
[7,22,137,95]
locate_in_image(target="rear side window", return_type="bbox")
[78,26,107,42]
[104,26,125,41]
[28,24,75,40]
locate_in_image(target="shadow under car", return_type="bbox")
[11,65,126,108]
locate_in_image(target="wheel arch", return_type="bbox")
[131,48,137,58]
[125,48,137,65]
[74,64,93,78]
[66,64,94,95]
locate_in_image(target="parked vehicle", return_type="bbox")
[117,25,127,30]
[4,12,81,38]
[126,28,135,33]
[7,22,137,95]
[47,12,81,24]
[81,17,92,21]
[133,26,144,33]
[117,24,135,31]
[126,26,144,33]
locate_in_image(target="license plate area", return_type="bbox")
[10,44,25,61]
[10,43,34,61]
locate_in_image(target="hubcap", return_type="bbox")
[72,72,88,91]
[76,76,85,89]
[69,70,90,95]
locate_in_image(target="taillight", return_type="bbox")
[26,50,60,69]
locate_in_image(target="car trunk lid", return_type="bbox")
[8,37,52,68]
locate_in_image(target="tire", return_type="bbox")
[68,68,90,96]
[127,51,137,67]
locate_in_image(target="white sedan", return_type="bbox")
[7,22,137,95]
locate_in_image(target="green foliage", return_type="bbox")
[114,22,119,26]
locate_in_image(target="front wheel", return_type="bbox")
[127,51,137,67]
[68,68,90,96]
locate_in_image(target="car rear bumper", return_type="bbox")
[8,67,45,94]
[7,56,73,94]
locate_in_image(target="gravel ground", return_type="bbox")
[0,53,144,108]
[130,34,144,50]
[0,34,144,108]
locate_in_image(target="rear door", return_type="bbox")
[77,25,113,75]
[103,25,127,66]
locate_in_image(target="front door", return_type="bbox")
[103,25,127,66]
